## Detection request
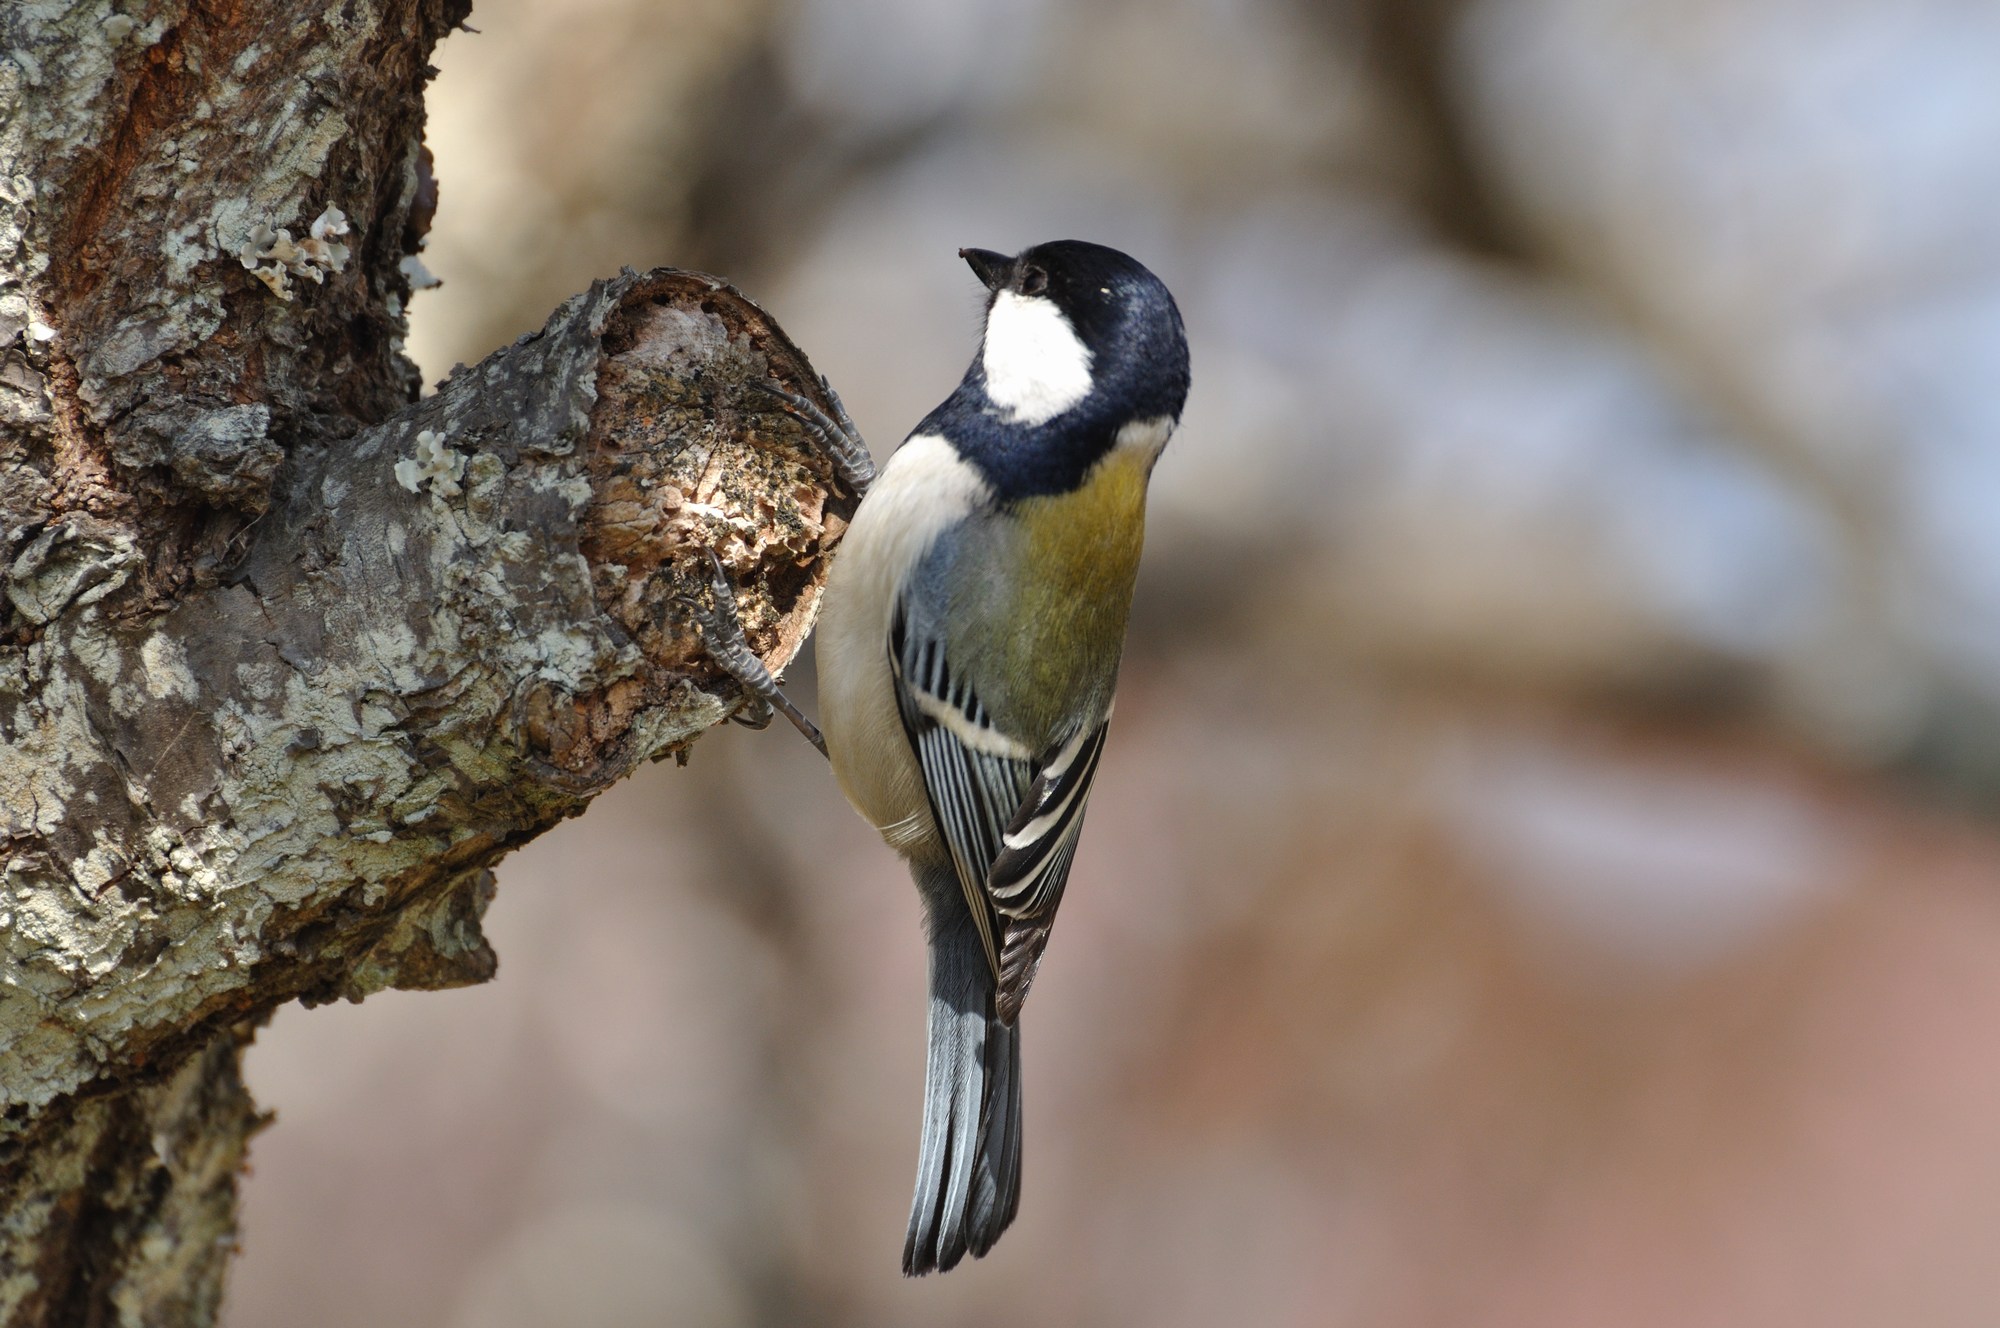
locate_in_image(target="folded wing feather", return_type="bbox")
[890,605,1106,1017]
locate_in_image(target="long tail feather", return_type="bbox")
[904,897,1024,1275]
[967,1018,1022,1255]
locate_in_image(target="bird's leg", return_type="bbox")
[684,549,829,759]
[684,375,862,758]
[750,375,875,496]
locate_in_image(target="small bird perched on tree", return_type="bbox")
[697,240,1189,1274]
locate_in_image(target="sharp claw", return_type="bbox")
[820,374,862,441]
[683,549,830,759]
[686,552,761,673]
[747,376,875,495]
[701,547,732,594]
[747,377,803,403]
[730,698,776,731]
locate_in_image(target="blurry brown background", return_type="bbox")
[224,1,2000,1324]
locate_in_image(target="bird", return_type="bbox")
[692,239,1189,1274]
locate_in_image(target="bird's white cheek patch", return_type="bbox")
[982,291,1093,426]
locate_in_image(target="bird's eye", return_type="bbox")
[1019,265,1048,296]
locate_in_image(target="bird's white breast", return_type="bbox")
[981,291,1093,426]
[816,433,990,854]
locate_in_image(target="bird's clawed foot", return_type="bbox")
[682,549,829,758]
[750,375,875,497]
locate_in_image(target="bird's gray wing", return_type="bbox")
[988,719,1107,1022]
[890,604,1036,982]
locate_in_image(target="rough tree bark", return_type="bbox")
[0,4,854,1322]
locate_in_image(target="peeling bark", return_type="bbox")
[0,5,853,1323]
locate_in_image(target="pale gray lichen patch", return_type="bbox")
[340,868,498,1001]
[5,525,141,625]
[161,402,283,505]
[138,632,199,702]
[0,270,842,1157]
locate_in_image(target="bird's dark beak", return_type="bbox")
[959,247,1012,292]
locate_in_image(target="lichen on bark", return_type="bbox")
[0,4,855,1322]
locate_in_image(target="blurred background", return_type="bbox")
[226,0,2000,1323]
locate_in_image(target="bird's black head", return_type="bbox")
[925,240,1189,500]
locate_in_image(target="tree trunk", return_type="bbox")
[0,5,852,1322]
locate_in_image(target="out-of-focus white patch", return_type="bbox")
[399,254,441,291]
[1189,196,1839,692]
[780,0,1047,133]
[982,290,1093,425]
[1445,733,1840,980]
[1461,0,2000,735]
